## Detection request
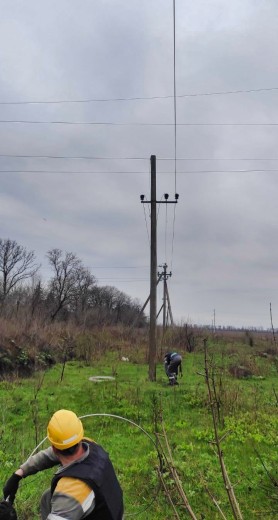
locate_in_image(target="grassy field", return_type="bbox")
[0,335,277,519]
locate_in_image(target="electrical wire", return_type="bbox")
[0,86,278,105]
[158,158,278,161]
[1,119,278,126]
[139,159,151,248]
[0,169,151,174]
[167,0,178,283]
[156,195,165,222]
[165,202,168,265]
[142,203,150,246]
[0,154,149,160]
[170,204,177,274]
[94,278,149,282]
[87,266,148,269]
[2,154,278,161]
[157,157,278,161]
[172,0,177,194]
[3,168,278,174]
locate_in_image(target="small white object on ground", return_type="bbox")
[89,376,115,382]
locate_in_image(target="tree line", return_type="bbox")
[0,238,146,327]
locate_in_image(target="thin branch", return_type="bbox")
[160,424,199,520]
[204,338,243,520]
[273,387,278,406]
[153,404,199,520]
[157,468,181,519]
[254,448,278,487]
[202,481,228,520]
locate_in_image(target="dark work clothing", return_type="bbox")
[19,440,123,520]
[164,352,182,382]
[0,501,17,520]
[51,441,123,520]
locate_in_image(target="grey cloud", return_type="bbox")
[1,1,278,328]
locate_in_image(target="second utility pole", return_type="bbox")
[149,154,157,381]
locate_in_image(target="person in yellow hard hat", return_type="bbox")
[3,410,124,520]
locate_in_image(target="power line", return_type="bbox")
[158,158,278,161]
[175,168,278,173]
[0,154,149,160]
[2,154,278,161]
[142,202,150,246]
[97,277,148,280]
[2,168,278,174]
[0,86,278,105]
[1,119,278,126]
[170,204,177,273]
[88,266,148,269]
[164,200,168,262]
[174,168,278,173]
[170,0,178,279]
[97,278,149,282]
[0,169,151,174]
[172,0,177,193]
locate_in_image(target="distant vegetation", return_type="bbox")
[0,238,146,328]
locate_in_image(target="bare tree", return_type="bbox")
[47,249,95,321]
[74,266,96,314]
[88,285,146,326]
[29,278,45,318]
[0,238,39,306]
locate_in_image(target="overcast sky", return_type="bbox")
[1,0,278,329]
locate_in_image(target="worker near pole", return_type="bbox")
[164,351,182,385]
[3,409,124,520]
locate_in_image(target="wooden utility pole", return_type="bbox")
[163,264,167,331]
[149,155,157,381]
[140,156,179,382]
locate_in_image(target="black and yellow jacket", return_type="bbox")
[20,440,123,520]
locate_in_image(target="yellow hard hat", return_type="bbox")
[47,409,84,450]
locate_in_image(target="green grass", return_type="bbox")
[0,342,277,519]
